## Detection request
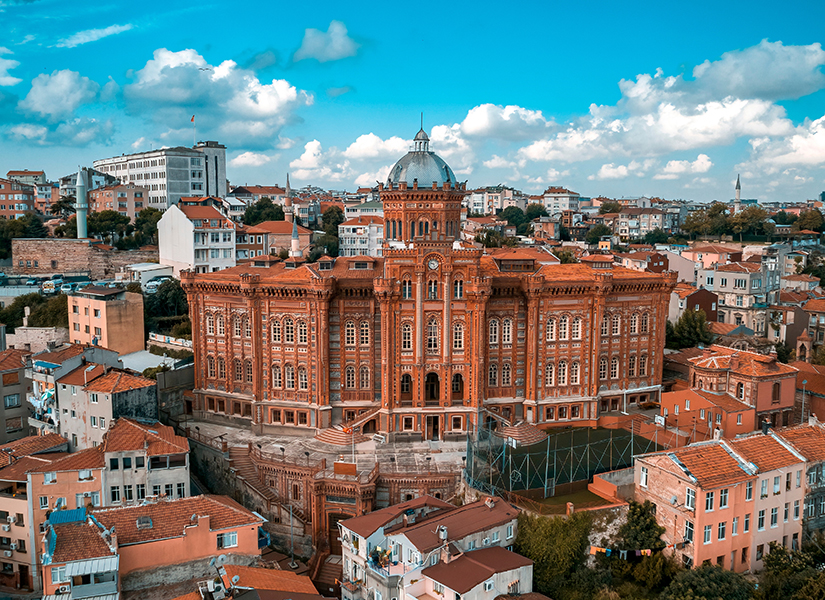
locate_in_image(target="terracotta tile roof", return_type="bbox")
[342,495,453,538]
[663,442,754,488]
[34,343,86,366]
[242,186,286,196]
[169,593,202,600]
[664,347,706,367]
[422,547,532,594]
[388,497,519,553]
[101,418,188,456]
[28,447,104,473]
[791,361,825,395]
[0,433,68,466]
[715,261,762,273]
[776,424,825,462]
[489,247,559,264]
[542,186,578,195]
[341,216,383,226]
[685,388,752,413]
[6,170,44,176]
[57,363,106,387]
[780,290,811,304]
[0,348,31,372]
[783,274,819,282]
[728,434,803,471]
[251,221,313,235]
[51,519,115,563]
[805,298,825,313]
[673,283,698,299]
[93,495,263,545]
[222,565,318,593]
[709,322,738,335]
[0,455,58,482]
[688,345,797,377]
[83,370,156,394]
[179,205,227,221]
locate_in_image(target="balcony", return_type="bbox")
[71,578,118,599]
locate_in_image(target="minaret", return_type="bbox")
[734,174,741,214]
[285,173,293,223]
[289,218,301,258]
[76,168,89,239]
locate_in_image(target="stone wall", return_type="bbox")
[157,366,194,419]
[6,326,69,352]
[11,238,158,280]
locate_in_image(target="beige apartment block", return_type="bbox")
[69,287,145,355]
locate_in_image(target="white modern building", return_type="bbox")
[93,141,227,209]
[539,187,581,213]
[158,204,236,275]
[339,216,384,257]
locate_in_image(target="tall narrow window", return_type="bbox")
[630,313,638,334]
[502,319,512,344]
[285,364,295,389]
[345,366,355,389]
[546,318,556,342]
[488,364,498,387]
[234,359,243,382]
[570,362,580,385]
[610,356,619,379]
[233,316,242,338]
[243,317,251,338]
[298,321,308,344]
[401,323,412,350]
[427,319,439,351]
[639,355,648,376]
[271,320,281,343]
[217,357,225,379]
[601,315,609,336]
[599,357,608,380]
[298,367,308,390]
[206,314,214,335]
[207,356,215,378]
[628,355,636,377]
[572,317,581,340]
[360,321,370,345]
[612,315,620,336]
[489,319,499,344]
[453,323,464,351]
[272,365,282,388]
[345,321,356,346]
[641,313,649,333]
[737,382,744,400]
[402,279,412,300]
[217,314,225,335]
[559,315,569,340]
[545,363,555,387]
[558,361,568,385]
[502,363,512,386]
[428,280,438,300]
[453,279,463,299]
[360,366,370,389]
[245,360,253,383]
[284,318,294,343]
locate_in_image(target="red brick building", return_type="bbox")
[181,129,676,438]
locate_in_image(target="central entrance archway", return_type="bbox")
[425,372,440,406]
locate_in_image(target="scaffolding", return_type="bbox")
[465,421,663,499]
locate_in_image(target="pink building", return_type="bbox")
[682,244,742,270]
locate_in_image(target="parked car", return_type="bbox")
[60,282,78,294]
[145,280,162,294]
[25,277,40,286]
[107,281,122,289]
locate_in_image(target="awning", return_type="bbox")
[65,556,119,577]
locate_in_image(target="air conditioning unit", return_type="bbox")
[83,492,91,497]
[1,524,10,532]
[9,543,16,551]
[58,585,70,593]
[482,537,491,546]
[3,551,11,558]
[6,516,14,524]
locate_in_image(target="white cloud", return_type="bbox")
[343,133,408,159]
[740,114,825,174]
[460,104,554,140]
[131,136,147,149]
[293,20,359,63]
[354,165,391,187]
[10,118,112,146]
[482,155,517,169]
[124,48,312,147]
[230,151,273,167]
[19,69,99,119]
[430,124,475,175]
[289,140,352,182]
[588,159,654,180]
[0,47,21,86]
[653,153,713,179]
[57,23,134,48]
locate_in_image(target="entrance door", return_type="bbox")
[425,373,440,405]
[426,415,441,441]
[18,565,28,590]
[328,513,350,555]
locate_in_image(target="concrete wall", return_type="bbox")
[112,385,158,421]
[121,553,257,592]
[6,327,69,353]
[0,364,31,444]
[158,206,195,276]
[157,366,194,420]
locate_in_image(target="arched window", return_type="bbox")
[601,315,609,336]
[272,365,282,388]
[610,356,619,379]
[207,356,215,378]
[298,321,307,344]
[599,357,608,380]
[233,359,243,382]
[546,318,556,342]
[427,319,439,351]
[401,323,412,351]
[243,316,251,338]
[502,319,512,344]
[271,320,281,343]
[502,363,512,386]
[345,321,356,346]
[284,318,294,343]
[217,314,225,336]
[217,357,225,379]
[233,316,242,338]
[558,360,568,386]
[400,374,412,394]
[639,355,648,376]
[572,317,581,340]
[285,364,295,389]
[641,313,649,333]
[772,382,780,403]
[360,321,370,346]
[428,280,438,300]
[630,314,638,335]
[570,362,580,385]
[206,314,214,335]
[402,279,412,299]
[360,366,370,389]
[628,355,636,377]
[245,360,253,383]
[559,316,569,340]
[488,364,498,387]
[489,319,499,344]
[453,279,463,299]
[345,366,355,389]
[737,382,745,400]
[545,363,555,387]
[453,323,464,351]
[298,367,308,390]
[612,315,621,336]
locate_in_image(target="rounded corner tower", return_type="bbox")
[381,128,465,247]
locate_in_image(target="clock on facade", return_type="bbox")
[428,259,439,270]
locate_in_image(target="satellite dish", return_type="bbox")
[232,575,240,584]
[209,558,216,567]
[217,554,228,566]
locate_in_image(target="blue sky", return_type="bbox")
[2,0,825,202]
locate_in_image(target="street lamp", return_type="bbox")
[802,380,808,425]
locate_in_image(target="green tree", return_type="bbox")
[555,250,579,264]
[793,209,824,232]
[133,208,163,245]
[559,224,571,241]
[660,565,753,600]
[668,309,713,349]
[586,224,613,245]
[617,501,666,550]
[643,228,668,244]
[142,364,171,380]
[314,233,339,257]
[20,213,48,238]
[54,215,78,238]
[89,210,131,242]
[631,552,680,591]
[475,231,504,247]
[499,206,526,227]
[0,218,29,258]
[759,542,819,600]
[49,195,77,219]
[0,292,48,332]
[322,206,345,236]
[28,294,69,328]
[772,210,797,225]
[524,203,548,222]
[145,279,188,318]
[125,282,142,294]
[774,342,794,363]
[599,201,622,214]
[242,197,285,226]
[730,206,769,240]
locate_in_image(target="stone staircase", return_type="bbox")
[313,554,342,597]
[315,424,370,446]
[228,446,279,507]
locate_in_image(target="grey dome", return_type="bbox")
[387,129,457,187]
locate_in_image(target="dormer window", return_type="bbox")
[354,262,370,270]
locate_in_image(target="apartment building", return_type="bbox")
[88,183,148,222]
[0,177,34,219]
[803,298,825,347]
[668,284,718,323]
[28,447,105,528]
[6,170,46,186]
[93,141,227,209]
[774,422,825,534]
[58,169,118,200]
[158,204,236,275]
[616,208,666,241]
[682,245,743,270]
[539,187,581,213]
[698,262,768,333]
[33,182,59,214]
[339,216,384,257]
[344,200,384,220]
[68,286,145,355]
[0,349,32,445]
[235,223,268,260]
[251,220,312,256]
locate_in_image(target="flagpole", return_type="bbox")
[192,115,196,147]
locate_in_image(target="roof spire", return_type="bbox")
[735,174,741,190]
